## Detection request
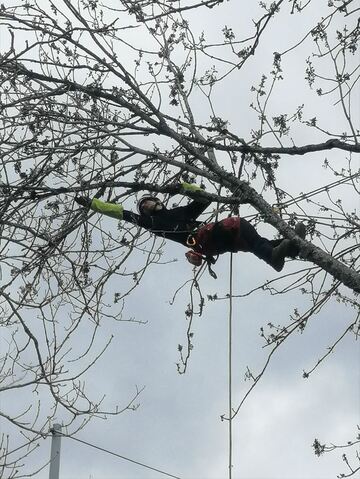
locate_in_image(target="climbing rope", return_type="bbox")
[228,252,234,479]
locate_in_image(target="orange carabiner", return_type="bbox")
[186,234,197,247]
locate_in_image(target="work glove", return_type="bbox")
[181,182,209,204]
[91,197,124,220]
[75,196,92,207]
[181,182,203,193]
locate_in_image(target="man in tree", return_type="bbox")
[75,182,305,272]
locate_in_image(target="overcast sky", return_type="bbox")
[1,1,359,479]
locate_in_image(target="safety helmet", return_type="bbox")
[137,195,164,215]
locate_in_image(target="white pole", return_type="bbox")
[49,423,62,479]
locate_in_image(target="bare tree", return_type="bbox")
[0,1,359,477]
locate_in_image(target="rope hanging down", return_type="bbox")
[228,253,234,479]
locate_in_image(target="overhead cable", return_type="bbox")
[61,433,182,479]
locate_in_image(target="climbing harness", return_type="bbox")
[185,226,219,278]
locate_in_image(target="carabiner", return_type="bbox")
[186,235,197,247]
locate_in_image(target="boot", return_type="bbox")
[270,239,292,272]
[286,222,307,258]
[295,222,306,239]
[270,223,306,271]
[293,222,306,258]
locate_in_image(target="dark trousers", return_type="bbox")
[236,219,283,263]
[195,217,298,263]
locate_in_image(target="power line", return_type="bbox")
[275,172,360,209]
[60,433,182,479]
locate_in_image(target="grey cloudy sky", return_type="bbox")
[1,1,359,479]
[31,262,359,479]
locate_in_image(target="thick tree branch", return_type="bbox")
[197,137,360,155]
[3,65,359,156]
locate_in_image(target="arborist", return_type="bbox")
[75,182,305,273]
